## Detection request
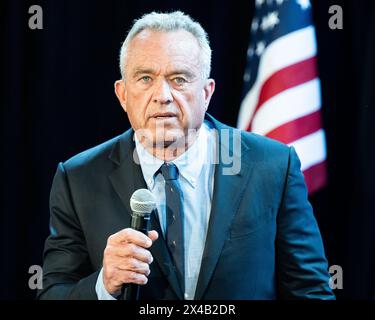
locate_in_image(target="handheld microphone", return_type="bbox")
[122,189,156,300]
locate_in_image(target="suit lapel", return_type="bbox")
[194,115,254,299]
[108,129,184,299]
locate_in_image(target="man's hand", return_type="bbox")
[103,228,159,295]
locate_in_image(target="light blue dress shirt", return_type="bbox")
[96,120,216,300]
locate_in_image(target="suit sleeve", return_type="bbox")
[37,162,99,300]
[276,147,335,299]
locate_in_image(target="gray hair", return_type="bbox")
[119,11,212,80]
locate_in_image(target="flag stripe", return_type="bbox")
[238,2,328,194]
[257,26,317,88]
[251,79,321,135]
[303,161,328,194]
[246,56,318,131]
[265,110,322,144]
[288,129,326,171]
[237,26,317,129]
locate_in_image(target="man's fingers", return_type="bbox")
[116,258,151,276]
[106,242,154,264]
[105,250,151,274]
[104,228,158,294]
[104,268,148,292]
[122,271,148,285]
[148,230,159,242]
[108,228,153,248]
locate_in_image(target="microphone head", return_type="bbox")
[130,189,156,215]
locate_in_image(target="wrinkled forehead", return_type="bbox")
[130,29,201,53]
[125,29,203,73]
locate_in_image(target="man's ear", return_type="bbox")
[203,78,215,111]
[114,79,127,112]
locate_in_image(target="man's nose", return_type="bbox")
[152,79,173,104]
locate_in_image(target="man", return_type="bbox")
[38,11,335,300]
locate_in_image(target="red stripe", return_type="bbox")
[265,110,323,144]
[246,56,318,132]
[303,161,327,194]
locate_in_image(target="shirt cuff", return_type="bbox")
[95,268,117,300]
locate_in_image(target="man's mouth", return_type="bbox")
[152,112,177,119]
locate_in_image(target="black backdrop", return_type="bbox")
[1,0,374,300]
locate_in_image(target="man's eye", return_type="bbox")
[173,77,187,85]
[140,76,151,83]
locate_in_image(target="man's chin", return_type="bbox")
[135,126,198,149]
[153,135,186,149]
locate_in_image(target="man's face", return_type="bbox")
[115,29,215,148]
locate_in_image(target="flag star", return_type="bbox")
[247,46,255,57]
[255,0,265,8]
[256,41,266,56]
[261,15,270,31]
[276,0,285,5]
[243,71,251,82]
[267,11,280,29]
[296,0,311,10]
[261,12,279,31]
[251,18,259,33]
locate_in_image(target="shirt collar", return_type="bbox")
[171,122,209,188]
[134,134,164,189]
[134,121,210,189]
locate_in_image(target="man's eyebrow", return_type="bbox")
[131,68,196,79]
[132,68,156,78]
[166,69,196,79]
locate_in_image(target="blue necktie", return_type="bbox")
[160,162,185,292]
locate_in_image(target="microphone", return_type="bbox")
[122,189,156,300]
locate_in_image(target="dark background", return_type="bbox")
[1,0,374,300]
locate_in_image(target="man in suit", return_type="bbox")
[38,11,335,300]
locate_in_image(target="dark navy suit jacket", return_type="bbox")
[38,114,335,300]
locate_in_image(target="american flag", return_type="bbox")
[237,0,327,194]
